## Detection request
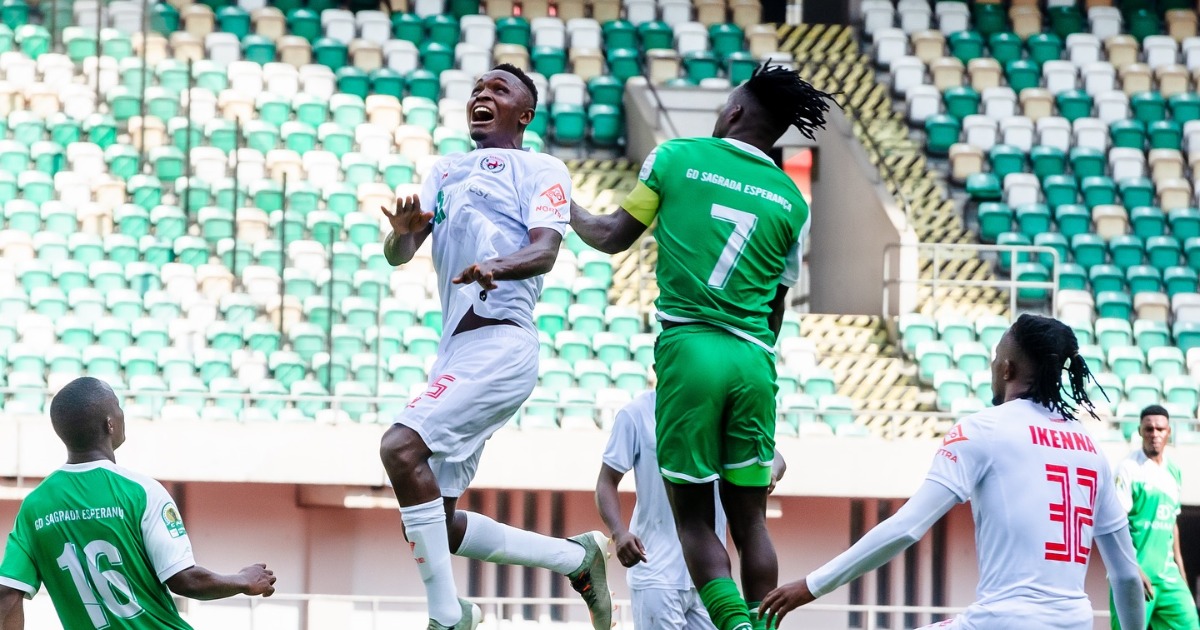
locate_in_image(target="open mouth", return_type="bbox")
[471,106,496,123]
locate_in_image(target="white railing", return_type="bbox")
[170,593,1112,630]
[882,242,1062,320]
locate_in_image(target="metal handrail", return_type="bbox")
[883,242,1062,319]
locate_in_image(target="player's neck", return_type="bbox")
[475,136,522,150]
[1143,449,1165,464]
[723,128,776,156]
[66,447,116,466]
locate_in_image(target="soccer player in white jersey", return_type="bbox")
[0,377,276,630]
[377,64,611,630]
[759,314,1146,630]
[596,391,787,629]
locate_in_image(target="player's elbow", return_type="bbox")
[167,567,217,600]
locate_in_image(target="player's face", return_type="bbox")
[989,332,1014,407]
[712,89,744,138]
[1139,414,1170,456]
[468,71,533,148]
[102,386,127,450]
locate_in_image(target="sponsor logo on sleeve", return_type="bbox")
[479,155,506,173]
[942,424,968,446]
[639,150,657,180]
[540,183,568,207]
[162,504,187,538]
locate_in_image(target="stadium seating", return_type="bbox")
[872,0,1200,440]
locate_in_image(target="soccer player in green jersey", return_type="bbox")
[570,62,836,630]
[0,377,277,630]
[1110,405,1200,630]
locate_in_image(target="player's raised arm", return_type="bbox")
[569,201,649,255]
[382,195,434,266]
[166,563,276,601]
[0,586,24,630]
[760,480,960,627]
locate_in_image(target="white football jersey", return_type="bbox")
[418,148,572,340]
[602,392,727,591]
[927,399,1125,629]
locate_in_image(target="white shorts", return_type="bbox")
[394,325,538,498]
[631,587,717,630]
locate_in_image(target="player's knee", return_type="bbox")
[379,426,427,472]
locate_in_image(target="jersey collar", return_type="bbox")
[61,460,117,473]
[721,138,774,164]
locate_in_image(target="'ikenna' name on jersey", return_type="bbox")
[418,148,571,340]
[927,399,1125,629]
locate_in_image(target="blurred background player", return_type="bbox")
[760,314,1146,630]
[569,61,834,630]
[1111,405,1200,630]
[595,391,788,629]
[0,377,276,630]
[377,64,610,630]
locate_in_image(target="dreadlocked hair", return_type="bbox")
[1009,313,1104,422]
[744,61,839,140]
[492,63,538,109]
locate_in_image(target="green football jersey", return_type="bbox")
[622,137,810,351]
[0,460,195,629]
[1114,451,1183,581]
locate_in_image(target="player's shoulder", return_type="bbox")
[107,464,173,504]
[518,148,568,170]
[656,136,719,156]
[951,404,1006,437]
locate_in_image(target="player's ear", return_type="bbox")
[520,106,534,127]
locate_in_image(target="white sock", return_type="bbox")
[454,511,586,575]
[400,499,461,626]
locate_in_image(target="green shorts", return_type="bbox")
[1110,568,1200,630]
[654,324,778,487]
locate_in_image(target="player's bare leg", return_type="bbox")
[667,482,754,630]
[720,481,778,628]
[382,425,480,630]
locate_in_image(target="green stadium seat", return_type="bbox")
[948,30,984,63]
[1130,206,1166,239]
[1056,90,1093,123]
[1015,203,1051,238]
[1034,232,1068,268]
[1014,262,1051,302]
[944,86,980,120]
[1119,177,1155,210]
[1110,234,1146,269]
[1095,317,1133,352]
[1031,146,1066,180]
[1149,120,1182,150]
[925,115,961,156]
[995,232,1031,272]
[1059,262,1088,290]
[989,145,1026,180]
[801,367,837,399]
[1185,237,1200,272]
[1069,147,1105,179]
[953,341,990,374]
[1132,92,1167,124]
[935,370,971,411]
[1082,176,1118,209]
[603,20,637,49]
[1163,266,1198,298]
[1126,374,1163,407]
[607,48,641,83]
[1005,60,1040,92]
[1147,235,1182,271]
[1097,290,1134,319]
[915,340,953,384]
[1044,175,1079,208]
[1111,119,1146,150]
[1127,265,1163,295]
[977,202,1012,243]
[392,12,423,42]
[988,31,1022,65]
[589,104,623,146]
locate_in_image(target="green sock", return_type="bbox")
[698,578,753,630]
[748,601,771,630]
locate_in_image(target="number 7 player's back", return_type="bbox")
[626,135,809,350]
[930,399,1127,627]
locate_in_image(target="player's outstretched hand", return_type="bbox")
[381,195,433,235]
[760,578,815,628]
[239,563,277,598]
[453,262,498,291]
[612,531,648,568]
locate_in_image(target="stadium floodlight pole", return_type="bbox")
[277,172,288,335]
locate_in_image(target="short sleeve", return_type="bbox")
[0,511,40,599]
[924,419,988,502]
[622,147,666,226]
[778,219,809,288]
[1093,458,1128,537]
[525,160,572,234]
[601,405,642,474]
[1113,459,1136,515]
[140,483,195,583]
